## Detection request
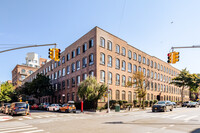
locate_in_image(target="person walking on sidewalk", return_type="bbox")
[25,101,29,116]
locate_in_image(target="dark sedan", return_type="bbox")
[152,101,173,112]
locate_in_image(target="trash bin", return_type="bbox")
[115,104,120,112]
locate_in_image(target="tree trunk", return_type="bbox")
[139,98,141,108]
[181,86,185,106]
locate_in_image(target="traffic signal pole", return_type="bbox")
[0,43,57,53]
[171,45,200,50]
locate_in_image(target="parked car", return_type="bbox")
[152,101,173,112]
[171,102,177,108]
[3,105,11,114]
[1,103,11,113]
[59,101,76,113]
[31,104,39,110]
[187,102,199,108]
[9,102,28,116]
[39,103,50,110]
[47,104,61,111]
[182,101,191,107]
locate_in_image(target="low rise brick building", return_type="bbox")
[23,26,190,104]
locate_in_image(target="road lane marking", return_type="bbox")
[169,125,174,127]
[1,127,38,133]
[0,125,33,131]
[22,129,44,133]
[161,127,166,130]
[23,116,33,119]
[172,115,186,119]
[184,116,198,121]
[34,116,42,118]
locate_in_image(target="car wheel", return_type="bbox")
[53,109,55,112]
[170,108,173,111]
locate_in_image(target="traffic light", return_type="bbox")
[55,48,61,61]
[172,51,179,64]
[167,52,173,63]
[48,48,55,60]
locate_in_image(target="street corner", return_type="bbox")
[0,116,13,122]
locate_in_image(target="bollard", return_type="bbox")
[81,101,83,112]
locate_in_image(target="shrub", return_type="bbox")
[153,100,158,104]
[133,100,138,107]
[144,100,149,107]
[149,100,153,107]
[117,100,123,106]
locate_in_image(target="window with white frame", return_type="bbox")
[116,58,120,69]
[154,72,157,80]
[108,72,112,84]
[128,50,132,59]
[116,74,120,86]
[128,63,132,72]
[62,68,65,76]
[143,57,146,64]
[82,57,87,68]
[107,41,112,51]
[133,53,137,60]
[151,71,153,79]
[100,70,105,82]
[154,62,157,69]
[100,37,105,47]
[138,66,141,72]
[76,60,80,70]
[122,60,126,71]
[147,59,150,66]
[133,65,137,73]
[100,53,105,65]
[122,75,126,86]
[89,54,94,65]
[143,68,146,76]
[122,47,126,56]
[71,63,75,73]
[83,73,87,80]
[107,55,112,67]
[67,66,70,74]
[138,55,141,63]
[77,75,80,85]
[116,45,120,54]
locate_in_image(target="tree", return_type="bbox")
[126,71,149,109]
[0,82,15,102]
[17,74,53,99]
[78,76,107,109]
[170,68,190,105]
[187,74,200,100]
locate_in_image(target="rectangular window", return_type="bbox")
[62,68,65,76]
[67,54,70,61]
[67,66,70,74]
[138,55,141,63]
[128,51,132,59]
[108,72,112,84]
[122,75,126,86]
[72,50,75,58]
[89,54,94,65]
[107,56,112,67]
[107,41,112,51]
[72,77,75,87]
[100,71,105,82]
[89,39,94,48]
[83,43,87,53]
[71,63,75,73]
[128,63,132,72]
[76,60,80,70]
[67,79,70,88]
[77,76,80,85]
[62,80,65,89]
[83,73,87,80]
[76,47,80,55]
[116,45,120,53]
[116,74,120,86]
[54,72,57,79]
[82,57,87,68]
[100,53,105,65]
[62,56,65,64]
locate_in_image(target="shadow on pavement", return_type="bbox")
[190,128,200,133]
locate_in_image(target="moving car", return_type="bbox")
[9,102,28,116]
[47,104,61,111]
[152,101,173,112]
[31,104,39,110]
[187,102,199,108]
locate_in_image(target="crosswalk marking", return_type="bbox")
[22,130,44,133]
[1,127,38,133]
[0,125,33,131]
[184,116,198,121]
[172,115,186,119]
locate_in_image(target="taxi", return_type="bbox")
[59,101,76,113]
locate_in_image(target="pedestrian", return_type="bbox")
[25,101,29,116]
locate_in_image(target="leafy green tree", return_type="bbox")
[126,71,149,109]
[78,76,107,109]
[17,74,53,99]
[0,82,14,102]
[187,74,200,100]
[170,68,190,105]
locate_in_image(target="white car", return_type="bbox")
[47,104,61,111]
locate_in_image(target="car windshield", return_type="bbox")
[191,102,196,105]
[15,103,26,107]
[62,104,68,107]
[157,101,165,104]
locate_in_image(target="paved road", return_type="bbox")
[1,107,200,133]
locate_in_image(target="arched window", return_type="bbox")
[107,41,112,51]
[143,68,146,76]
[122,91,126,100]
[122,60,126,71]
[122,75,126,86]
[107,55,112,67]
[100,70,105,82]
[116,74,120,86]
[100,37,105,47]
[100,53,105,64]
[133,53,137,61]
[116,90,120,100]
[108,72,112,84]
[116,58,120,69]
[133,65,137,73]
[122,47,126,56]
[128,63,132,72]
[116,45,120,53]
[128,50,132,59]
[128,91,132,103]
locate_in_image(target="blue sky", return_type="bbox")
[1,0,200,82]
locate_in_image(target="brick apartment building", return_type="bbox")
[23,26,190,104]
[12,52,47,88]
